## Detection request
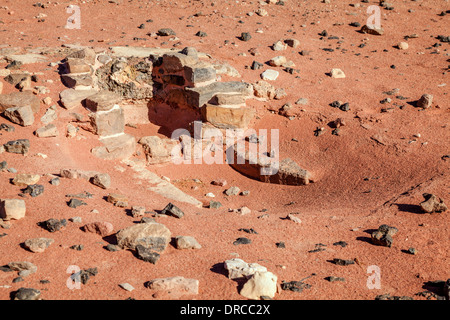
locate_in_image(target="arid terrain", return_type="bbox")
[0,0,448,301]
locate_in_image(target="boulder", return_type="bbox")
[201,104,255,129]
[0,91,40,114]
[224,258,267,279]
[240,271,278,300]
[89,106,125,137]
[175,236,202,249]
[416,94,433,109]
[420,193,447,213]
[90,173,111,189]
[23,238,54,253]
[116,222,171,252]
[12,173,41,186]
[59,88,98,110]
[66,58,92,74]
[0,199,26,220]
[4,105,34,126]
[35,124,58,138]
[3,139,30,155]
[138,136,174,164]
[85,90,123,112]
[91,133,136,160]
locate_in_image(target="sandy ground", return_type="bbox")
[0,0,448,300]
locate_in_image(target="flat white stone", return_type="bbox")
[260,69,279,81]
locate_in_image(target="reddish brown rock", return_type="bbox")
[82,221,114,236]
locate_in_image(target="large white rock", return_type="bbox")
[330,68,346,79]
[260,69,279,81]
[224,258,267,279]
[240,271,278,300]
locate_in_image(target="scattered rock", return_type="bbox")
[50,177,60,186]
[326,276,345,282]
[175,236,201,249]
[272,40,287,51]
[416,94,433,109]
[0,199,26,220]
[35,124,58,138]
[106,193,129,207]
[105,244,121,252]
[240,32,252,41]
[90,173,111,189]
[12,173,40,187]
[158,28,176,36]
[261,69,279,81]
[23,184,44,197]
[40,106,57,125]
[420,193,447,213]
[161,202,184,219]
[135,244,160,264]
[397,42,409,50]
[281,280,312,292]
[224,186,240,196]
[233,237,251,245]
[3,139,30,155]
[330,68,346,78]
[371,224,398,247]
[119,283,135,292]
[14,287,41,300]
[360,25,384,35]
[146,276,199,296]
[23,238,54,253]
[4,105,34,126]
[0,91,40,114]
[82,221,114,237]
[131,206,146,217]
[116,222,171,252]
[286,212,302,224]
[240,271,277,300]
[224,258,267,279]
[38,218,67,232]
[284,38,300,48]
[237,206,251,215]
[332,258,355,266]
[68,198,87,208]
[8,261,37,277]
[209,200,222,209]
[211,179,227,187]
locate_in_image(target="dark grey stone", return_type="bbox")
[161,202,184,219]
[281,281,311,292]
[233,237,251,245]
[14,287,41,300]
[136,245,160,264]
[3,139,30,155]
[23,184,44,197]
[332,258,355,266]
[68,198,87,208]
[39,218,67,232]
